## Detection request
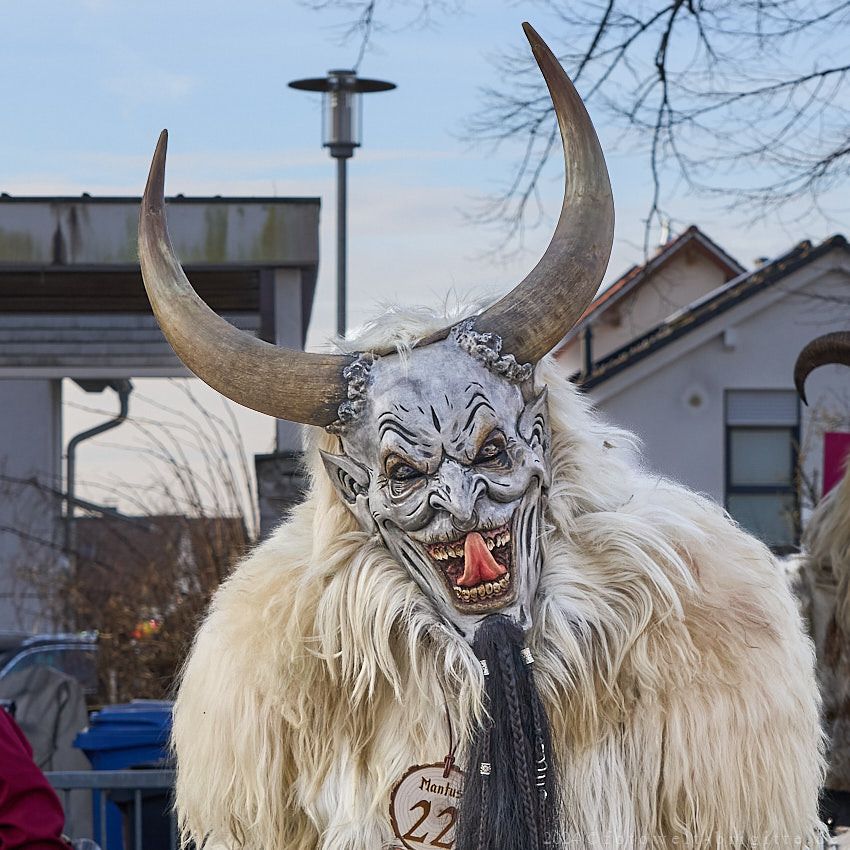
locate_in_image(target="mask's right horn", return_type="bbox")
[472,22,614,363]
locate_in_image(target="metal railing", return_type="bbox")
[46,770,177,850]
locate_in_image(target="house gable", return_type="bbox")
[556,225,745,374]
[581,236,849,396]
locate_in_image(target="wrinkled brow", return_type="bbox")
[378,411,420,445]
[377,411,441,470]
[447,387,499,460]
[459,388,496,432]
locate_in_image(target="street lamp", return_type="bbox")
[289,70,396,338]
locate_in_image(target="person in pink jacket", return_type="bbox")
[0,706,69,850]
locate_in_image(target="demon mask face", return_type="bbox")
[137,23,614,640]
[320,323,551,638]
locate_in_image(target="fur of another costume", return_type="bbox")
[793,455,850,795]
[172,307,824,850]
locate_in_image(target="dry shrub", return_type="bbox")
[6,381,262,703]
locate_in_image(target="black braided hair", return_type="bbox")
[475,724,491,850]
[527,657,558,835]
[455,615,560,850]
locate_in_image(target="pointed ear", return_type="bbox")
[518,386,549,449]
[320,450,371,505]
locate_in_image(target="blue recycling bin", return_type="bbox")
[74,700,173,850]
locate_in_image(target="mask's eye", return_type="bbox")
[390,463,422,482]
[473,432,509,467]
[385,455,425,492]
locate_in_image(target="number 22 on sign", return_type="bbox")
[389,762,464,850]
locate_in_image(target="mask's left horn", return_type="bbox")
[138,130,350,426]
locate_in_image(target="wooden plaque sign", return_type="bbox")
[389,762,464,850]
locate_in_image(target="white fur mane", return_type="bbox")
[172,307,823,849]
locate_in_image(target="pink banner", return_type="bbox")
[824,432,850,496]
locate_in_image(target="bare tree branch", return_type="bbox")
[300,0,461,70]
[306,0,850,254]
[2,398,255,701]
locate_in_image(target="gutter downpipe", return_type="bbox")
[65,380,133,559]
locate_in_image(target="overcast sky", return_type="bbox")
[4,1,846,521]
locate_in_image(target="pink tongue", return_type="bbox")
[456,532,507,587]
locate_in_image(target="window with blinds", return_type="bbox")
[725,390,799,551]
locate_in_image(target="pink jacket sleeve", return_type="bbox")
[0,709,69,850]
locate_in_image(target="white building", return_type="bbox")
[556,231,850,552]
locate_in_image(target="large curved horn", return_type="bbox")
[138,131,350,426]
[794,331,850,405]
[474,22,614,363]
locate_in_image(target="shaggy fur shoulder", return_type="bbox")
[173,352,823,850]
[796,459,850,792]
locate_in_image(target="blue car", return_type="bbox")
[0,631,98,700]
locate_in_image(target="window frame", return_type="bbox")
[723,391,800,553]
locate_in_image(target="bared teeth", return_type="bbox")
[429,542,468,560]
[452,571,512,603]
[427,521,515,606]
[428,526,513,561]
[481,529,511,550]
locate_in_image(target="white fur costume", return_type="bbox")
[172,310,824,850]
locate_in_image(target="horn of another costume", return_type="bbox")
[138,130,350,426]
[471,22,614,363]
[794,331,850,405]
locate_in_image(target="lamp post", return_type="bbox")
[289,70,395,339]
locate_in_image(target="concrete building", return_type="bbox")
[0,195,320,629]
[561,234,850,552]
